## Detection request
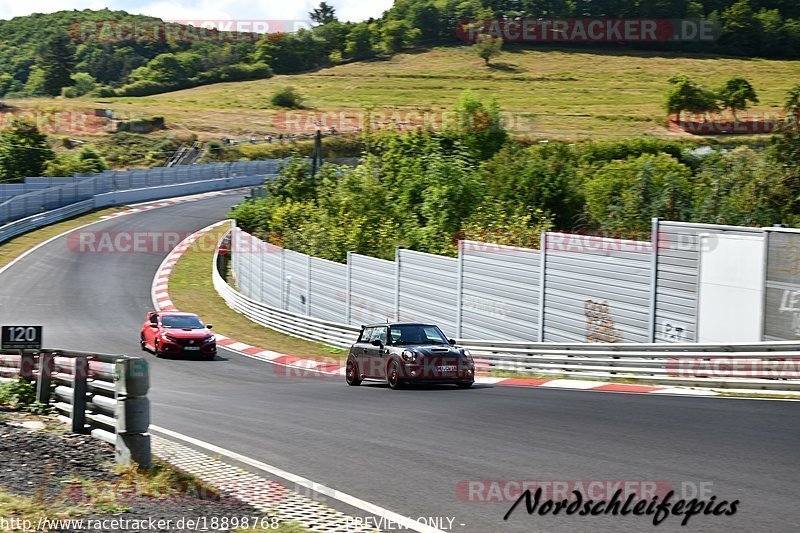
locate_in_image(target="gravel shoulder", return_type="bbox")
[0,411,273,532]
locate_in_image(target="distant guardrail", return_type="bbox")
[0,159,286,227]
[0,349,151,468]
[0,173,272,244]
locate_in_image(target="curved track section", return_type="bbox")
[0,195,798,533]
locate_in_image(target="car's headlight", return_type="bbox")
[203,335,215,343]
[402,350,417,362]
[461,349,473,361]
[162,333,178,342]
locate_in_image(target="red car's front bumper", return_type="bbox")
[158,339,217,357]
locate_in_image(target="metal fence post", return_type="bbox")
[36,352,54,404]
[346,251,353,325]
[115,358,152,469]
[280,248,286,310]
[71,357,88,434]
[456,241,465,338]
[306,254,312,316]
[648,218,661,343]
[537,231,548,342]
[19,351,34,381]
[394,247,401,322]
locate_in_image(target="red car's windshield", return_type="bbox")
[162,315,204,329]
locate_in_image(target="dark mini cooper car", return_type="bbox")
[140,311,217,360]
[346,323,475,390]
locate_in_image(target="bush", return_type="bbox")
[270,86,305,109]
[0,379,36,408]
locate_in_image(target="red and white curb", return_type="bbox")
[100,190,239,220]
[152,222,718,397]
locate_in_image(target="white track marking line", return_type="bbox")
[150,425,446,533]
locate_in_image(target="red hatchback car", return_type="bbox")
[140,312,217,359]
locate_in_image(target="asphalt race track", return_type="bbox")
[1,193,798,533]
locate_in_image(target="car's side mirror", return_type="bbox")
[449,339,456,345]
[371,339,383,347]
[206,324,214,329]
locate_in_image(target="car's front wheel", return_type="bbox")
[456,381,474,389]
[387,361,405,390]
[153,339,163,358]
[346,361,362,386]
[140,334,147,351]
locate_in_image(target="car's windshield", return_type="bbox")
[162,315,204,329]
[390,325,448,345]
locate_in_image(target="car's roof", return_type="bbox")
[362,322,439,328]
[160,312,199,317]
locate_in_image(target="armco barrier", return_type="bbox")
[0,349,151,468]
[460,339,800,391]
[213,229,800,392]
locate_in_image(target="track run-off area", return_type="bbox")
[0,192,797,533]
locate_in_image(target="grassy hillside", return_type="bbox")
[99,46,800,139]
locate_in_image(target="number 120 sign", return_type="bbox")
[2,326,43,349]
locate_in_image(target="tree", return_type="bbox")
[23,66,47,96]
[718,76,759,120]
[784,84,800,122]
[380,20,420,53]
[452,90,507,159]
[720,0,760,53]
[270,86,304,109]
[344,23,376,60]
[0,119,53,183]
[473,33,503,65]
[665,75,720,121]
[40,32,76,96]
[582,153,694,231]
[44,146,108,176]
[310,2,337,25]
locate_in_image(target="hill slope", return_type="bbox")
[101,45,800,139]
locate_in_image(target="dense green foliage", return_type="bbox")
[0,118,53,182]
[1,2,799,100]
[666,74,764,119]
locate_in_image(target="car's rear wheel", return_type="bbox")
[387,361,405,390]
[456,381,474,389]
[346,361,362,386]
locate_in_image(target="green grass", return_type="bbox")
[90,45,800,140]
[0,207,124,269]
[168,223,345,361]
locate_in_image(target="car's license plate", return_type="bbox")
[438,365,457,372]
[184,347,201,351]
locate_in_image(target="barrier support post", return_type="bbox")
[36,352,54,404]
[71,356,88,434]
[115,358,152,469]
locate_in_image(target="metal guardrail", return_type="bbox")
[0,199,96,243]
[460,340,800,391]
[213,237,360,348]
[0,174,273,245]
[212,229,800,392]
[0,349,151,468]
